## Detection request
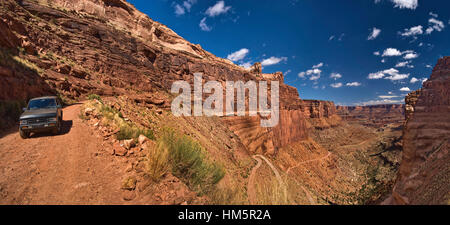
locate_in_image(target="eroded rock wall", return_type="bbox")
[392,57,450,205]
[336,104,404,127]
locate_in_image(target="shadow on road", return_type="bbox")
[0,126,19,139]
[29,120,73,138]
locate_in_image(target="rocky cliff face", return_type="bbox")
[0,0,324,155]
[391,57,450,205]
[301,100,341,129]
[336,104,404,127]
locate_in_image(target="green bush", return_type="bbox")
[95,103,154,141]
[158,128,225,194]
[146,141,170,182]
[87,94,102,103]
[116,124,154,141]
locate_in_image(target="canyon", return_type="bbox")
[0,0,448,205]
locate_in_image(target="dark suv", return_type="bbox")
[19,96,63,139]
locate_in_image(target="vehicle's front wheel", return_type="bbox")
[52,120,61,135]
[19,129,29,139]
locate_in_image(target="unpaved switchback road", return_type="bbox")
[247,155,287,204]
[0,104,124,204]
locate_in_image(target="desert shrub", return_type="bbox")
[145,141,170,182]
[158,128,225,194]
[87,94,102,103]
[116,124,154,140]
[82,100,154,141]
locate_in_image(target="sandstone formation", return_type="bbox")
[336,104,404,127]
[391,57,450,205]
[0,0,338,156]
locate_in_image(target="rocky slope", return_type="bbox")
[336,104,404,127]
[390,57,450,205]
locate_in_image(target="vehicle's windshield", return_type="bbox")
[28,99,57,110]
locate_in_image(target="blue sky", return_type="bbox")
[128,0,450,105]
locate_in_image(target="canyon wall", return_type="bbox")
[391,57,450,205]
[0,0,331,155]
[336,104,404,127]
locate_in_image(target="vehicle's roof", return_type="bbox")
[30,96,58,101]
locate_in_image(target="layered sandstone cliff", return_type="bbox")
[0,0,320,155]
[391,57,450,205]
[336,104,404,127]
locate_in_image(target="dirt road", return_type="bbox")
[247,155,287,204]
[0,104,126,204]
[286,152,332,174]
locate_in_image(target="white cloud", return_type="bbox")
[368,27,381,40]
[403,52,419,59]
[199,17,212,31]
[410,77,428,83]
[368,71,385,79]
[396,61,409,67]
[379,95,399,99]
[368,68,409,81]
[330,73,342,79]
[391,0,418,10]
[298,63,323,80]
[378,48,419,60]
[410,77,419,83]
[227,48,249,62]
[307,69,321,75]
[174,0,197,15]
[183,0,197,12]
[384,68,400,76]
[312,62,324,68]
[261,56,287,66]
[382,48,402,57]
[426,18,445,34]
[356,99,403,106]
[385,73,409,81]
[328,33,345,42]
[399,25,423,37]
[346,82,361,87]
[400,87,411,92]
[239,62,252,69]
[174,4,185,16]
[429,12,438,18]
[298,72,306,78]
[205,1,231,17]
[330,83,343,88]
[310,74,320,81]
[374,51,380,56]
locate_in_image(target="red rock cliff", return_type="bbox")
[0,0,319,155]
[336,104,404,127]
[391,56,450,205]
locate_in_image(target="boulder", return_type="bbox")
[123,139,135,150]
[84,107,94,116]
[138,134,149,145]
[250,62,262,74]
[113,142,127,156]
